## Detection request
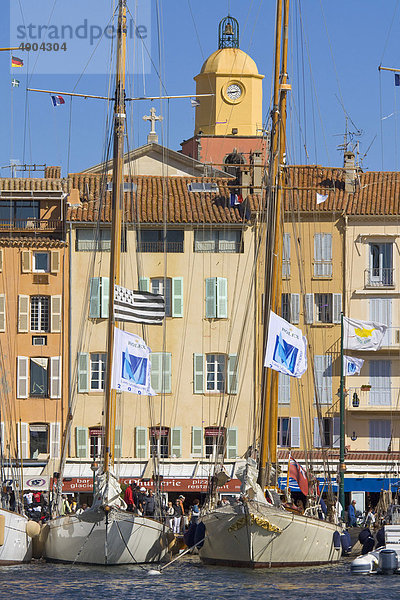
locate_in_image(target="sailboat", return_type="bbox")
[41,0,172,565]
[198,0,342,568]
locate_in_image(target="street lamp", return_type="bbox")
[90,460,99,496]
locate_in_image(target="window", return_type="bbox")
[33,252,49,273]
[30,357,48,398]
[140,277,183,318]
[314,233,332,277]
[278,373,291,404]
[369,298,392,346]
[89,427,104,459]
[313,417,339,448]
[137,229,184,253]
[206,278,228,318]
[282,233,290,278]
[150,426,170,458]
[206,354,226,392]
[89,277,109,319]
[369,360,391,406]
[0,200,39,224]
[204,427,225,458]
[369,420,391,452]
[368,243,393,286]
[194,229,242,253]
[90,353,106,391]
[277,417,300,447]
[151,278,172,317]
[187,182,219,193]
[31,296,49,332]
[314,355,333,404]
[281,293,300,324]
[150,353,172,394]
[305,293,342,324]
[29,423,48,458]
[76,228,127,252]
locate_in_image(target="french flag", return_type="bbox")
[51,94,65,107]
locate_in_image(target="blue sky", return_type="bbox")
[1,0,400,177]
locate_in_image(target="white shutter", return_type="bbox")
[370,298,392,346]
[290,417,300,448]
[216,278,228,318]
[227,354,238,394]
[171,427,182,458]
[0,422,4,453]
[369,419,391,451]
[17,357,29,398]
[0,294,6,332]
[313,417,322,448]
[322,234,332,276]
[191,426,203,456]
[151,353,171,394]
[75,427,88,458]
[100,277,109,319]
[51,295,62,333]
[139,277,150,292]
[18,295,29,332]
[290,294,300,324]
[314,355,332,404]
[21,250,31,273]
[50,250,60,273]
[333,417,340,448]
[305,294,314,324]
[50,422,61,458]
[205,278,217,318]
[17,422,29,459]
[89,278,101,318]
[77,353,89,393]
[278,373,291,404]
[314,234,322,276]
[193,354,205,393]
[50,356,62,398]
[114,426,122,459]
[282,232,290,277]
[226,427,238,459]
[161,353,172,394]
[135,426,148,458]
[369,360,391,406]
[332,294,342,324]
[172,277,184,317]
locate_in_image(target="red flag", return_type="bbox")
[289,457,309,496]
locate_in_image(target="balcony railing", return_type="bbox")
[364,268,395,288]
[137,241,184,253]
[0,219,62,232]
[347,386,400,411]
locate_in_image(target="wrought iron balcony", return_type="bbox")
[0,218,62,232]
[364,268,395,288]
[137,241,184,253]
[347,387,400,411]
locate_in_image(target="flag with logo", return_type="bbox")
[343,355,364,376]
[114,284,165,325]
[343,316,387,351]
[111,327,155,395]
[264,311,307,377]
[288,455,309,496]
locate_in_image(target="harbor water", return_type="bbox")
[2,556,400,600]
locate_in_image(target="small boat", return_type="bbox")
[351,525,400,575]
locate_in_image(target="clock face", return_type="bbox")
[226,83,242,100]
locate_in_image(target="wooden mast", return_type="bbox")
[103,0,127,474]
[258,0,290,489]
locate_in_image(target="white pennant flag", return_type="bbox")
[343,316,387,351]
[343,355,364,376]
[316,193,328,204]
[264,311,307,378]
[111,327,155,395]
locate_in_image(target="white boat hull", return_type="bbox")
[0,509,32,564]
[199,502,341,568]
[43,510,172,565]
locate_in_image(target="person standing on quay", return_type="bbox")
[348,499,357,527]
[173,499,183,534]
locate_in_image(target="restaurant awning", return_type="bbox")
[344,477,400,493]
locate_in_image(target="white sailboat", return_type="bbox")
[42,0,172,565]
[199,0,342,568]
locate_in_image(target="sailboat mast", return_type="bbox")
[104,0,127,474]
[258,0,289,489]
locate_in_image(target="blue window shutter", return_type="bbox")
[114,426,122,459]
[193,354,205,393]
[313,417,322,448]
[139,277,149,292]
[205,278,217,318]
[227,354,238,394]
[150,353,161,393]
[333,294,342,324]
[290,417,300,448]
[191,426,203,456]
[75,426,88,458]
[135,426,148,458]
[89,277,101,318]
[333,417,340,448]
[290,294,300,324]
[172,277,183,317]
[77,353,89,392]
[101,277,109,318]
[162,353,172,394]
[370,298,392,346]
[217,278,228,318]
[278,373,290,404]
[226,427,238,459]
[305,294,314,324]
[369,360,391,406]
[171,427,182,458]
[369,419,391,451]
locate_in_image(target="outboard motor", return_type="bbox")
[378,549,397,575]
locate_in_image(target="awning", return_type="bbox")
[59,476,242,493]
[344,477,400,493]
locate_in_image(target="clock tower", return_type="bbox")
[181,16,265,166]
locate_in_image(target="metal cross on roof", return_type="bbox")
[143,107,163,143]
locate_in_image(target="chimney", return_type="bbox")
[67,188,82,207]
[251,151,263,191]
[344,151,356,193]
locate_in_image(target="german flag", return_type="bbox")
[11,56,23,68]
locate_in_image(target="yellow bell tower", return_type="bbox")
[194,16,264,137]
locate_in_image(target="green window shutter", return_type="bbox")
[191,426,203,456]
[139,277,150,292]
[77,353,89,392]
[205,278,217,318]
[227,354,238,394]
[171,427,182,458]
[135,426,148,458]
[226,427,238,459]
[114,426,122,459]
[150,353,162,393]
[172,277,183,317]
[101,277,110,318]
[217,277,228,318]
[75,427,88,458]
[193,354,205,393]
[162,352,172,394]
[89,278,101,318]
